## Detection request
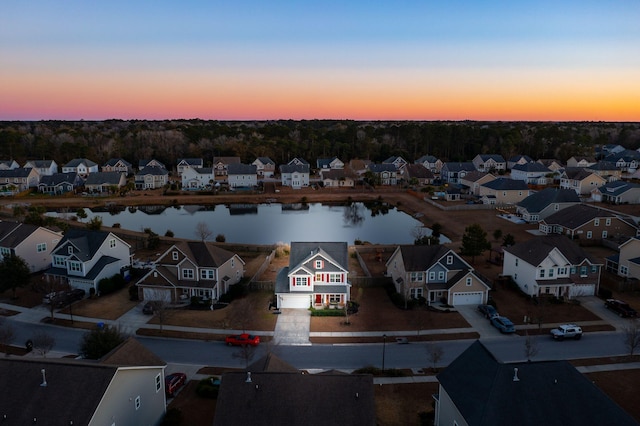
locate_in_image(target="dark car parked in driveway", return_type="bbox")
[53,288,86,308]
[490,316,516,333]
[477,304,499,319]
[605,299,638,318]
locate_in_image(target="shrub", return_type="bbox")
[196,377,220,399]
[128,285,139,301]
[215,234,226,242]
[310,308,346,317]
[162,408,183,426]
[98,273,127,295]
[165,230,174,237]
[218,283,246,303]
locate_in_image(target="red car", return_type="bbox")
[225,333,260,347]
[165,372,187,397]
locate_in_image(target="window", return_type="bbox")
[200,269,215,280]
[620,265,629,276]
[68,246,74,254]
[135,396,141,410]
[594,219,599,226]
[539,269,545,278]
[68,261,82,272]
[446,255,453,265]
[410,272,423,282]
[428,271,435,281]
[231,258,235,267]
[53,256,66,267]
[602,231,608,239]
[558,267,567,275]
[295,276,307,286]
[591,265,598,273]
[109,238,116,248]
[329,294,341,304]
[466,277,472,286]
[586,231,592,239]
[329,273,341,283]
[570,267,576,274]
[549,269,554,277]
[182,269,194,279]
[515,259,519,267]
[37,243,47,253]
[438,271,445,281]
[172,251,178,261]
[580,266,587,276]
[155,374,162,392]
[315,260,323,269]
[410,288,423,299]
[605,218,611,226]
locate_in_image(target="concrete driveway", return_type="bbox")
[456,305,511,338]
[273,309,311,345]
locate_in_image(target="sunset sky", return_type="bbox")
[2,1,639,121]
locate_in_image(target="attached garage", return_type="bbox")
[451,292,484,306]
[143,288,172,302]
[569,284,596,297]
[279,294,311,309]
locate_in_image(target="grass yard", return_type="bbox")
[58,285,139,320]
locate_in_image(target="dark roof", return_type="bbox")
[460,170,491,183]
[508,155,533,163]
[477,154,505,162]
[177,158,203,165]
[288,157,310,165]
[316,157,340,168]
[443,162,476,172]
[84,171,124,185]
[541,204,617,229]
[516,188,580,213]
[39,172,80,186]
[511,162,551,173]
[103,158,132,167]
[0,167,32,178]
[64,158,97,168]
[0,221,40,248]
[135,165,168,176]
[598,180,640,196]
[562,167,598,180]
[280,164,310,173]
[213,156,241,164]
[25,159,56,168]
[481,178,529,191]
[437,341,638,426]
[416,154,438,163]
[404,163,434,179]
[227,163,257,175]
[503,235,598,266]
[0,358,117,426]
[289,242,348,272]
[138,159,166,169]
[176,241,238,267]
[213,372,375,426]
[247,353,299,373]
[588,161,618,171]
[368,163,397,173]
[396,245,457,271]
[100,337,166,367]
[52,229,113,261]
[321,169,350,180]
[256,156,275,165]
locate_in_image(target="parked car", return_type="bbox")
[477,304,499,319]
[550,324,583,340]
[225,333,260,347]
[142,302,156,315]
[605,299,638,318]
[165,372,187,397]
[490,316,516,333]
[42,291,65,305]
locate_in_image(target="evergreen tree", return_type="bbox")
[460,223,490,264]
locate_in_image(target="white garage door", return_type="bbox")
[452,292,484,306]
[143,288,172,302]
[570,284,595,297]
[279,294,310,309]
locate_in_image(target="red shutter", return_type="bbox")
[341,274,344,282]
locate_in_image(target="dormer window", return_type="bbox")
[172,251,178,260]
[68,246,73,254]
[446,255,453,265]
[315,260,323,269]
[466,277,472,286]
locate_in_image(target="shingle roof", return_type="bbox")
[176,241,238,267]
[397,245,454,271]
[404,163,434,179]
[289,242,348,272]
[368,163,397,173]
[53,229,113,261]
[503,235,598,266]
[0,168,32,178]
[227,163,257,175]
[511,162,551,173]
[481,178,529,191]
[516,188,580,213]
[437,341,637,426]
[541,204,616,229]
[64,158,97,168]
[100,337,166,367]
[84,171,124,185]
[136,165,168,176]
[598,180,640,196]
[213,372,375,426]
[0,221,40,248]
[443,162,476,172]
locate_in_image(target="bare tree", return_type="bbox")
[228,297,255,333]
[195,222,213,242]
[622,319,640,358]
[524,331,539,361]
[426,343,444,372]
[232,344,257,370]
[145,289,173,333]
[31,331,56,357]
[0,319,16,356]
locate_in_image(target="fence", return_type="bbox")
[249,249,276,284]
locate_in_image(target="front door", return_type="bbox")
[315,294,321,304]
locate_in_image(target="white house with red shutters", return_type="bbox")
[275,242,351,309]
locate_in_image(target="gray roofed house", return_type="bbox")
[539,204,638,241]
[507,154,533,169]
[604,149,640,172]
[385,245,490,306]
[516,188,580,222]
[138,158,166,171]
[276,242,350,310]
[84,171,127,193]
[0,167,40,194]
[135,240,245,303]
[227,163,257,188]
[102,158,133,175]
[441,162,476,183]
[135,165,169,189]
[0,159,20,170]
[479,177,531,204]
[382,155,408,170]
[212,156,241,176]
[510,162,551,185]
[367,163,398,185]
[587,160,622,179]
[0,342,166,425]
[321,168,356,187]
[502,235,601,298]
[213,372,375,426]
[38,172,83,194]
[316,156,344,169]
[559,168,607,195]
[252,156,276,177]
[288,157,310,166]
[23,159,58,176]
[402,163,435,185]
[472,154,506,172]
[592,180,640,204]
[459,171,495,195]
[45,228,132,293]
[0,221,63,272]
[434,340,637,426]
[62,158,99,177]
[280,163,310,188]
[415,155,443,173]
[176,157,203,175]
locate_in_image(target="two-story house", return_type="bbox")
[138,159,166,171]
[102,158,133,175]
[176,158,203,175]
[507,155,533,170]
[0,221,63,272]
[559,168,606,196]
[227,163,257,188]
[136,241,245,303]
[252,157,276,178]
[415,155,443,174]
[478,178,530,205]
[135,166,169,189]
[539,204,639,242]
[0,167,40,194]
[280,164,310,189]
[440,162,476,184]
[45,229,132,294]
[383,156,408,171]
[38,172,83,195]
[385,245,490,306]
[604,149,640,173]
[587,161,622,181]
[181,166,215,190]
[566,156,596,168]
[0,160,20,170]
[23,159,58,176]
[510,162,551,185]
[537,158,564,172]
[275,242,351,309]
[62,158,99,178]
[459,171,495,196]
[401,164,435,186]
[472,154,506,173]
[367,163,398,185]
[212,156,241,176]
[606,237,640,280]
[502,235,602,298]
[316,157,345,170]
[516,188,580,222]
[592,180,640,204]
[84,172,127,193]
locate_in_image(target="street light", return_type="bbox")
[382,334,387,373]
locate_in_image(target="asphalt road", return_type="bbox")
[7,318,630,370]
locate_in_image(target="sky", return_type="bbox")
[1,1,639,121]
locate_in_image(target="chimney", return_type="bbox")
[245,372,252,383]
[40,369,47,387]
[512,367,520,382]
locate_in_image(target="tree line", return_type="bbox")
[0,120,639,170]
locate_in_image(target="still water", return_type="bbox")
[51,202,447,245]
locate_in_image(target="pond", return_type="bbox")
[49,202,448,245]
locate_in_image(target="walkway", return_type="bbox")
[272,309,311,345]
